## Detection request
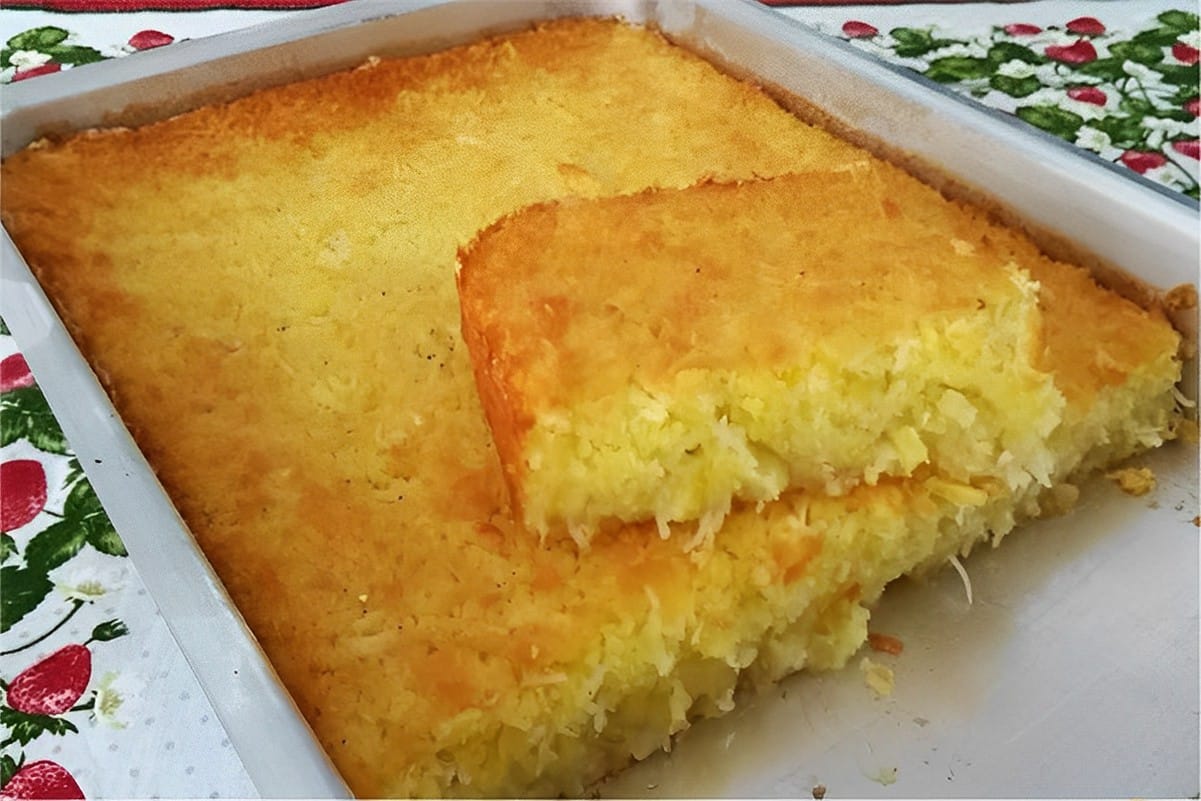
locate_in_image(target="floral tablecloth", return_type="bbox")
[0,2,1197,799]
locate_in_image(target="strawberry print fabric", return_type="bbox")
[0,320,256,799]
[831,9,1201,198]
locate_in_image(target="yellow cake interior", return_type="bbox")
[0,17,1185,798]
[458,167,1076,547]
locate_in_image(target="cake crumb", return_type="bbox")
[812,784,827,799]
[1106,466,1156,497]
[1042,482,1080,516]
[1163,283,1198,311]
[870,766,898,786]
[1192,516,1199,527]
[868,632,904,656]
[860,657,895,698]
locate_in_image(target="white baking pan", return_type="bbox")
[2,1,1197,797]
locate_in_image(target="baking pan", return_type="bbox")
[1,0,1197,796]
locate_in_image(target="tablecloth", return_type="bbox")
[0,2,1197,798]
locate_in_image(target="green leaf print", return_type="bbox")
[0,706,78,747]
[1076,57,1132,81]
[1119,94,1156,116]
[890,27,955,58]
[1156,64,1201,88]
[0,318,9,336]
[990,74,1043,98]
[1108,40,1168,66]
[86,524,127,558]
[63,457,85,490]
[1158,10,1200,34]
[42,44,104,67]
[63,478,122,556]
[0,26,105,73]
[925,56,995,83]
[1092,115,1147,148]
[23,520,87,574]
[5,27,68,51]
[0,533,15,565]
[987,41,1046,65]
[1016,105,1086,141]
[0,566,52,633]
[0,387,69,455]
[1130,25,1185,48]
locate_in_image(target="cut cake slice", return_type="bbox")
[458,165,1070,546]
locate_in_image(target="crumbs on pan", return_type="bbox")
[1163,283,1198,311]
[1176,418,1199,444]
[867,632,904,656]
[869,766,898,786]
[811,784,827,799]
[859,657,895,699]
[1105,466,1157,496]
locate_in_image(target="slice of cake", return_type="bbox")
[458,165,1068,547]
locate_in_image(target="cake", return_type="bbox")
[0,16,1184,798]
[457,165,1069,548]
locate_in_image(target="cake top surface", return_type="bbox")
[458,166,1038,414]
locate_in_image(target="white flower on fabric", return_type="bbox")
[1062,98,1110,121]
[929,41,990,60]
[1075,125,1112,152]
[91,671,132,729]
[1021,87,1065,106]
[1023,87,1112,121]
[9,50,52,69]
[1144,116,1200,137]
[996,59,1037,79]
[1122,60,1164,83]
[1043,30,1086,48]
[56,564,127,602]
[1179,30,1201,50]
[1034,62,1077,85]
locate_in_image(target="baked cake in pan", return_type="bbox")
[458,166,1067,548]
[0,17,1183,798]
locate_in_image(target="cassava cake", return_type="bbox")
[458,166,1068,548]
[0,17,1184,799]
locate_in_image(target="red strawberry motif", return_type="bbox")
[1066,86,1107,106]
[842,20,878,39]
[1,460,47,533]
[0,354,34,392]
[1172,139,1200,160]
[1120,150,1168,174]
[0,760,84,800]
[1172,42,1200,65]
[1045,40,1098,64]
[127,29,173,50]
[1004,23,1042,36]
[11,63,61,82]
[1065,16,1105,36]
[5,645,92,716]
[1186,97,1201,118]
